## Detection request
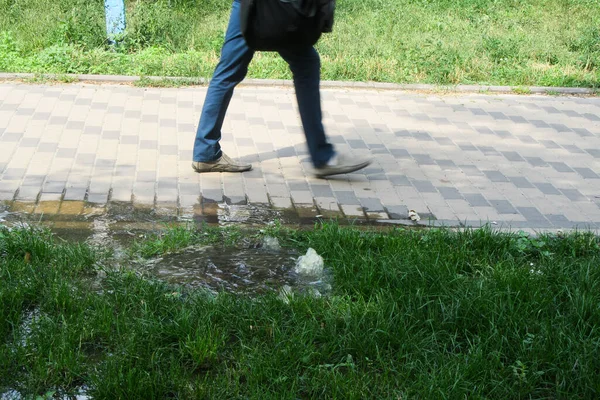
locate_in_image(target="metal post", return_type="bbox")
[104,0,126,44]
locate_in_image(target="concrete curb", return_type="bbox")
[0,72,597,95]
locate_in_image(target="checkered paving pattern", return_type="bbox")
[1,82,600,229]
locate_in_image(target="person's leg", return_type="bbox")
[278,46,371,177]
[277,46,334,167]
[193,0,254,163]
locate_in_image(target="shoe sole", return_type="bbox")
[314,160,372,178]
[191,163,252,173]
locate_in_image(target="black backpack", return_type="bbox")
[240,0,336,51]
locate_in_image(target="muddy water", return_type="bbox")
[1,200,335,296]
[137,244,332,296]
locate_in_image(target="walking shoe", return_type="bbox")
[314,152,372,178]
[192,153,252,173]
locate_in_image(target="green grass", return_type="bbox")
[2,224,600,398]
[0,0,599,87]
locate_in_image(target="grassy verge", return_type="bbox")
[0,0,599,87]
[1,224,600,398]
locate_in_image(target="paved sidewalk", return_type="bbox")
[1,82,600,229]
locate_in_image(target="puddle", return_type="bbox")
[1,200,338,296]
[216,203,287,225]
[137,243,332,296]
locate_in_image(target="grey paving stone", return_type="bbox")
[311,184,334,198]
[21,138,40,147]
[137,171,156,182]
[549,162,574,173]
[529,120,550,128]
[114,165,135,176]
[545,214,572,228]
[335,191,360,205]
[348,139,368,149]
[474,126,495,135]
[386,205,409,219]
[490,199,518,214]
[56,148,76,158]
[436,159,459,170]
[289,181,309,191]
[49,116,68,125]
[16,108,34,116]
[464,193,490,207]
[390,148,411,159]
[517,135,537,144]
[488,111,508,120]
[140,140,157,149]
[43,181,66,194]
[478,146,500,156]
[540,140,560,149]
[502,151,525,162]
[562,144,585,154]
[518,206,548,222]
[574,168,600,179]
[434,137,454,146]
[550,123,572,132]
[359,197,384,212]
[573,128,593,137]
[468,108,488,116]
[102,130,120,140]
[560,189,586,202]
[107,106,125,114]
[413,131,433,141]
[83,126,102,135]
[121,135,138,145]
[460,165,483,176]
[160,97,176,105]
[412,180,437,193]
[542,106,560,114]
[458,143,478,151]
[412,154,436,165]
[525,157,548,167]
[388,174,411,186]
[96,159,115,168]
[160,145,178,155]
[533,182,561,195]
[585,149,600,158]
[38,142,58,152]
[158,179,178,189]
[432,117,451,125]
[201,189,223,203]
[22,175,45,185]
[76,154,95,165]
[508,176,535,189]
[437,186,463,200]
[484,170,509,182]
[124,110,142,119]
[509,115,528,124]
[2,132,22,142]
[225,195,247,205]
[582,113,600,121]
[494,130,513,139]
[159,119,176,128]
[141,115,158,123]
[394,129,411,138]
[267,121,284,129]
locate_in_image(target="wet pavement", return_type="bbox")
[1,81,600,232]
